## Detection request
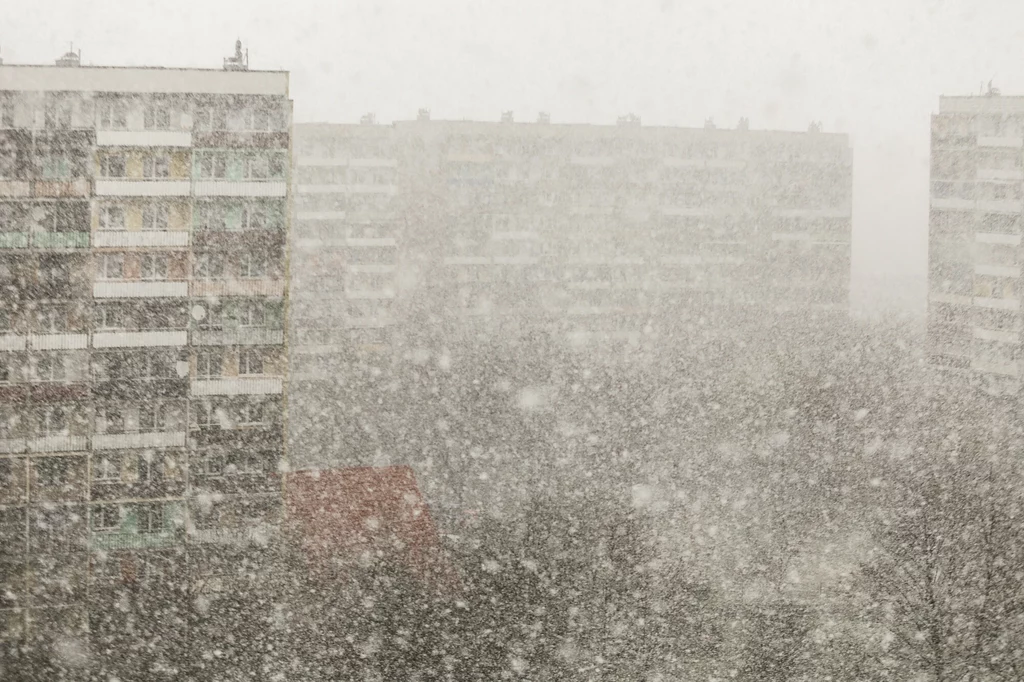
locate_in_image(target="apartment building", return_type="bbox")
[289,115,852,468]
[0,46,291,671]
[929,93,1024,395]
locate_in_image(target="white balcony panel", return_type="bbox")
[92,431,186,450]
[191,377,284,396]
[975,297,1020,311]
[568,155,615,166]
[975,264,1021,278]
[773,208,851,219]
[194,180,287,197]
[92,330,188,348]
[296,211,346,221]
[977,168,1024,181]
[971,358,1019,377]
[299,184,345,194]
[977,200,1021,214]
[95,179,191,196]
[190,279,285,297]
[26,435,88,453]
[347,237,397,247]
[349,158,398,168]
[95,130,192,147]
[931,198,975,210]
[444,256,492,266]
[0,438,26,454]
[93,281,188,298]
[0,181,31,197]
[662,206,708,216]
[345,318,394,329]
[976,232,1022,246]
[662,157,706,168]
[771,232,811,242]
[345,264,395,273]
[0,68,288,96]
[977,136,1024,148]
[929,293,972,306]
[93,230,189,248]
[29,333,88,350]
[0,335,27,352]
[974,327,1019,344]
[191,329,284,346]
[344,290,395,300]
[660,255,702,266]
[493,256,538,265]
[345,184,397,195]
[189,523,276,547]
[446,153,493,163]
[295,156,348,167]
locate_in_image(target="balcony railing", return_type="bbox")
[92,431,186,451]
[93,230,189,248]
[91,329,188,348]
[191,377,284,396]
[191,328,284,346]
[94,179,191,197]
[32,232,90,249]
[93,281,189,298]
[95,130,192,147]
[90,530,178,552]
[0,233,29,248]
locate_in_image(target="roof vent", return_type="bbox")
[617,113,641,127]
[737,117,750,131]
[501,111,514,123]
[417,108,431,122]
[704,117,716,130]
[223,39,248,71]
[808,121,822,133]
[537,112,550,124]
[360,113,377,125]
[56,44,81,67]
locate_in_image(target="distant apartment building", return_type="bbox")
[0,46,291,670]
[289,114,852,468]
[929,93,1024,395]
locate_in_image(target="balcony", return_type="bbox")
[90,530,178,552]
[569,155,615,166]
[350,158,398,168]
[0,438,26,454]
[975,297,1020,311]
[191,328,284,346]
[25,435,89,453]
[977,136,1024,149]
[971,358,1019,377]
[92,330,188,348]
[977,168,1024,181]
[975,264,1020,278]
[444,255,491,266]
[0,233,29,248]
[931,197,975,210]
[973,327,1019,344]
[32,232,89,249]
[0,334,27,352]
[0,181,31,197]
[94,179,191,197]
[187,523,276,547]
[193,180,286,197]
[346,237,398,247]
[33,179,90,198]
[28,333,88,350]
[93,281,188,298]
[95,130,192,147]
[772,208,850,219]
[189,279,285,297]
[92,431,186,451]
[93,230,189,248]
[191,377,284,396]
[977,199,1022,214]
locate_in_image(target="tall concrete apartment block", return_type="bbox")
[290,116,852,468]
[0,49,291,669]
[929,94,1024,395]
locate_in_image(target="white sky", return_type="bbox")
[6,0,1023,318]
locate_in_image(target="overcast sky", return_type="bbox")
[5,0,1023,318]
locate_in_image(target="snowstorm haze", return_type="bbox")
[10,0,1021,318]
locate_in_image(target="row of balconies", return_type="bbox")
[0,178,287,198]
[0,328,284,351]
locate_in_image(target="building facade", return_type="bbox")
[0,50,291,673]
[929,94,1024,395]
[288,115,853,469]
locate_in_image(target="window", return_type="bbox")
[93,504,120,532]
[95,306,125,331]
[195,203,227,231]
[99,254,124,279]
[193,106,226,132]
[136,452,163,485]
[99,154,126,178]
[136,503,164,533]
[97,406,125,434]
[239,253,267,279]
[194,253,224,279]
[239,350,263,376]
[237,301,265,327]
[196,351,223,378]
[144,105,171,130]
[0,95,14,128]
[141,254,169,280]
[142,155,170,179]
[194,401,222,429]
[41,153,72,179]
[139,354,172,380]
[94,455,120,483]
[36,306,68,333]
[98,102,128,130]
[41,406,68,436]
[35,456,70,486]
[238,400,267,426]
[198,152,227,179]
[198,304,224,331]
[198,450,224,477]
[35,355,65,383]
[245,154,270,179]
[227,451,262,476]
[0,358,10,383]
[139,403,169,431]
[99,205,125,230]
[44,97,73,129]
[141,204,169,230]
[40,258,69,286]
[241,205,267,230]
